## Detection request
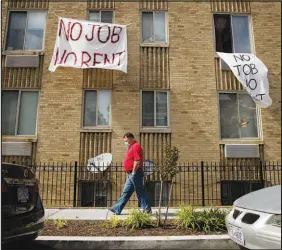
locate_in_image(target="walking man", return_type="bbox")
[109,132,152,215]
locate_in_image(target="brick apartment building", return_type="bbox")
[1,0,281,206]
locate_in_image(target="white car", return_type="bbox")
[226,185,281,250]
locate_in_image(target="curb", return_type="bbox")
[36,235,240,249]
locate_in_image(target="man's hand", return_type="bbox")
[132,160,140,174]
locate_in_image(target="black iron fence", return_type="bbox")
[31,161,281,208]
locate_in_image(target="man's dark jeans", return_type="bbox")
[111,168,151,215]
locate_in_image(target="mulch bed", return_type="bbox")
[42,220,225,236]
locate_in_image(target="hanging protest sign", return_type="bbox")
[49,17,127,73]
[217,52,272,108]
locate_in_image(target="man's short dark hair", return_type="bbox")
[123,132,134,139]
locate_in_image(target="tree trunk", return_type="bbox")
[164,179,174,225]
[157,178,163,227]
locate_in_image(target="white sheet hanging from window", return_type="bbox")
[217,52,272,108]
[49,17,127,73]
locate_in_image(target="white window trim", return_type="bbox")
[141,90,170,128]
[2,89,40,137]
[82,89,112,129]
[140,11,169,46]
[212,13,255,56]
[5,10,47,52]
[88,10,114,23]
[217,91,262,141]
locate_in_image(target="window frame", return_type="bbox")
[82,89,112,129]
[217,91,262,141]
[140,10,169,46]
[88,10,115,23]
[212,13,254,55]
[4,10,47,52]
[141,90,170,128]
[2,89,40,137]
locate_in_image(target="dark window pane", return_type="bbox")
[214,14,232,53]
[142,91,154,126]
[17,91,39,135]
[219,93,239,138]
[156,92,168,126]
[232,16,251,53]
[94,181,108,207]
[25,12,46,50]
[2,91,19,135]
[101,11,113,23]
[145,181,169,207]
[238,94,258,138]
[84,91,97,126]
[142,12,153,43]
[6,12,27,50]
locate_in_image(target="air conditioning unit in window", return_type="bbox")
[220,58,230,71]
[224,144,260,158]
[2,142,32,156]
[5,55,39,68]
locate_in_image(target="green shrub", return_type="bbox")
[54,219,68,229]
[123,208,155,230]
[194,208,228,234]
[175,205,197,231]
[108,215,122,228]
[175,206,229,234]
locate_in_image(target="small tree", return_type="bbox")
[154,144,180,226]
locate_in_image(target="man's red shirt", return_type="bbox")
[123,141,144,172]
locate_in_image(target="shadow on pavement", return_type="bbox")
[2,241,55,250]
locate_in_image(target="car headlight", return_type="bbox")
[268,215,281,227]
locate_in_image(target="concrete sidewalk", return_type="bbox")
[45,208,178,220]
[44,207,231,221]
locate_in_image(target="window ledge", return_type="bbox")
[80,128,112,133]
[2,136,37,143]
[2,51,44,56]
[140,43,169,48]
[140,128,171,133]
[219,140,263,145]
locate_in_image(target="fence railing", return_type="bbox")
[30,161,281,208]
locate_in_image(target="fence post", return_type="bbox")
[201,161,205,207]
[259,160,265,188]
[73,161,78,207]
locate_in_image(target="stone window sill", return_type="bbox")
[140,128,171,133]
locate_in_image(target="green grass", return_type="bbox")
[175,206,230,234]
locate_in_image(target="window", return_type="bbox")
[213,14,251,53]
[83,90,111,127]
[6,11,47,51]
[2,90,39,136]
[145,181,170,207]
[142,91,169,127]
[79,181,110,207]
[142,12,167,43]
[219,93,259,139]
[89,11,113,23]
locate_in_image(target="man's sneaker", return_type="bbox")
[108,207,119,215]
